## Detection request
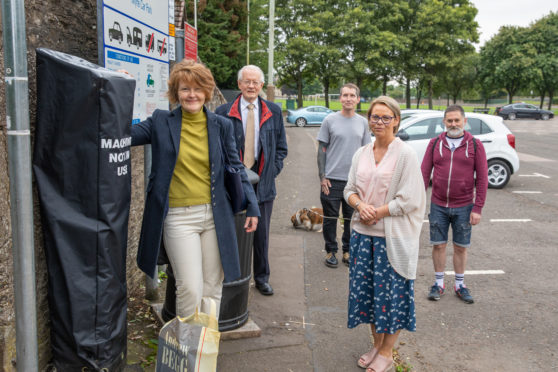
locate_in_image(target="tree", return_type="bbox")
[476,56,500,108]
[341,0,405,109]
[372,0,408,96]
[411,0,478,108]
[398,0,422,108]
[275,0,316,107]
[480,26,536,104]
[305,1,347,108]
[194,1,246,88]
[440,53,479,104]
[529,12,558,109]
[245,0,270,73]
[340,2,379,109]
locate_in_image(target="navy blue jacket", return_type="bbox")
[131,106,260,282]
[215,95,288,203]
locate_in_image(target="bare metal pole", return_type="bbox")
[247,0,250,65]
[194,0,197,30]
[1,0,39,370]
[266,0,275,102]
[175,28,185,63]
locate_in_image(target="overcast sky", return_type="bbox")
[471,0,558,46]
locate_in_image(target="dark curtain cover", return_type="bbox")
[34,48,135,371]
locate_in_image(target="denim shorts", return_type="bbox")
[429,203,473,248]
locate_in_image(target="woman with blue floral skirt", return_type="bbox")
[344,96,426,372]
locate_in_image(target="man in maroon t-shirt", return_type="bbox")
[421,105,488,304]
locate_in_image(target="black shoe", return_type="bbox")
[325,252,338,268]
[256,282,274,296]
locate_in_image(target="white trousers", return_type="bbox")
[163,204,224,318]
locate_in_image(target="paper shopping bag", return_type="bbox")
[156,300,220,372]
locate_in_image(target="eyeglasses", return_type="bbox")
[369,115,395,125]
[240,80,262,86]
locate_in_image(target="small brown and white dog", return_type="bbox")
[291,207,323,232]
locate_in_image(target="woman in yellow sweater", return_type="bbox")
[132,60,259,317]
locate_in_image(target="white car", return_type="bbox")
[394,112,520,189]
[400,109,440,121]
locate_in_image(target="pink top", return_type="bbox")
[353,139,402,237]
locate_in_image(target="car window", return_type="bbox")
[465,118,493,135]
[527,104,537,110]
[401,113,412,121]
[316,107,327,112]
[405,118,442,140]
[479,120,492,134]
[433,120,445,135]
[465,118,480,135]
[307,107,315,112]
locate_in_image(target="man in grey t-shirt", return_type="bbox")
[317,83,371,268]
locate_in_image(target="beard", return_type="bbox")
[447,127,464,138]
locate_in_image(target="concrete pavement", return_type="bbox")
[217,122,558,372]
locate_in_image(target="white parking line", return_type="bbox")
[490,219,532,222]
[445,270,505,275]
[425,218,532,222]
[512,191,542,194]
[519,173,550,178]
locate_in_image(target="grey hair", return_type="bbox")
[238,65,265,83]
[444,104,465,118]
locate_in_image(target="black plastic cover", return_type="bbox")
[33,48,135,371]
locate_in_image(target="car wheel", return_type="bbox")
[295,117,307,127]
[541,113,550,120]
[507,113,516,120]
[487,159,511,189]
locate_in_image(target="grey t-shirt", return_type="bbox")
[317,111,371,181]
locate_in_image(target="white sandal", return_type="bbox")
[357,348,379,369]
[366,353,394,372]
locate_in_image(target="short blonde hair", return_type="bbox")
[368,96,401,134]
[167,60,215,104]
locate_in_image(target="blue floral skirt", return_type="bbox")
[347,231,416,333]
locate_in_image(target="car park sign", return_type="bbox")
[100,0,170,123]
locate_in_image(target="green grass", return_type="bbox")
[277,99,558,115]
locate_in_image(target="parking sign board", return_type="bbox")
[101,0,170,123]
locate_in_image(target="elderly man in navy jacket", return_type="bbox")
[216,65,288,296]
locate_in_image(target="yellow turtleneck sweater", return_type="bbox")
[168,109,211,207]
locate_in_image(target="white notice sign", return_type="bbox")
[101,0,170,123]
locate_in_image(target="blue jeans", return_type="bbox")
[429,203,473,248]
[320,179,353,254]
